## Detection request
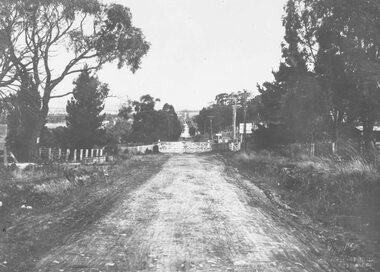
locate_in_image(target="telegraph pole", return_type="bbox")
[243,90,248,152]
[232,97,237,142]
[210,118,213,141]
[208,116,214,142]
[3,125,8,166]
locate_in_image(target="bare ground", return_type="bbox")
[0,155,168,272]
[31,154,344,272]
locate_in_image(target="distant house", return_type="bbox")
[355,125,380,143]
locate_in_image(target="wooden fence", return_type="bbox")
[120,141,241,154]
[119,144,156,154]
[212,142,241,152]
[273,141,365,158]
[158,141,212,153]
[120,141,213,154]
[39,147,105,163]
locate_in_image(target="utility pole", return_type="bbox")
[3,125,8,166]
[243,90,248,152]
[210,118,213,141]
[232,97,237,142]
[3,144,8,166]
[208,116,214,142]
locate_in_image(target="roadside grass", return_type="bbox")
[223,150,380,271]
[0,154,169,271]
[232,151,379,217]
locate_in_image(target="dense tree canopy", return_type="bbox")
[126,95,182,144]
[257,0,380,153]
[65,69,109,149]
[195,92,260,136]
[0,0,149,159]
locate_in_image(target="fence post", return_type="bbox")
[332,142,337,155]
[39,148,42,159]
[91,149,94,157]
[79,149,83,161]
[58,148,62,160]
[99,149,103,156]
[66,149,70,161]
[48,148,52,161]
[310,143,315,157]
[3,145,8,166]
[73,149,77,161]
[85,149,89,158]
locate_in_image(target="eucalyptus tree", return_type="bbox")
[258,0,380,152]
[0,0,149,159]
[314,0,380,151]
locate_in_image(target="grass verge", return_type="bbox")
[0,154,169,272]
[222,150,380,272]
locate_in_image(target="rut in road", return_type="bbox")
[37,154,335,272]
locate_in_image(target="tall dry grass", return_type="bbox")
[234,149,380,216]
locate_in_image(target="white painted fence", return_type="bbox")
[120,144,155,154]
[159,141,212,153]
[39,147,105,163]
[121,141,212,154]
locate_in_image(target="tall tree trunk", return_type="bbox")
[26,93,50,161]
[26,116,45,161]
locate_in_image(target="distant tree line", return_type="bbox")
[5,65,182,160]
[0,0,149,160]
[196,0,380,156]
[195,92,260,137]
[115,95,182,144]
[257,0,380,154]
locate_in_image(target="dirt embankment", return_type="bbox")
[0,155,168,272]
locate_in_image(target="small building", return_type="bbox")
[355,125,380,143]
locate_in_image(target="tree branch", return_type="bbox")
[50,91,73,99]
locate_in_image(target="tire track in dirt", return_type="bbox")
[36,154,338,271]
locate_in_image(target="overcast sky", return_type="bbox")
[50,0,287,113]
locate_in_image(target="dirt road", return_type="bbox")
[36,154,338,271]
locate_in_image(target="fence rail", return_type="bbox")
[272,141,368,158]
[121,140,241,154]
[39,147,105,163]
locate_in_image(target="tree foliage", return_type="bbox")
[125,95,182,144]
[0,0,149,159]
[6,78,41,161]
[195,92,260,136]
[257,0,380,153]
[65,69,109,149]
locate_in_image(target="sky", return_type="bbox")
[49,0,287,113]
